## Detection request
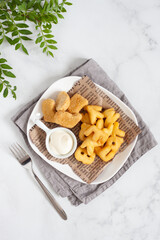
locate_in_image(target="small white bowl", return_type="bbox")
[35,120,77,159]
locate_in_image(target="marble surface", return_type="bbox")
[0,0,160,239]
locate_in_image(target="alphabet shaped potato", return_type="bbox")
[81,112,90,124]
[103,108,120,127]
[53,111,82,128]
[84,105,104,124]
[42,99,55,123]
[75,147,95,164]
[56,91,70,111]
[79,123,91,141]
[80,135,101,156]
[68,93,88,114]
[96,119,104,129]
[95,122,125,162]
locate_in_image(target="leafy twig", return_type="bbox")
[0,0,72,99]
[0,57,16,99]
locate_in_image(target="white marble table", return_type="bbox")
[0,0,160,239]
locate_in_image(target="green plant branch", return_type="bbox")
[0,0,72,99]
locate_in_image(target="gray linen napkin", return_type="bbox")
[12,59,157,206]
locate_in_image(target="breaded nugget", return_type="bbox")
[42,99,55,123]
[56,91,70,111]
[53,111,82,128]
[68,93,88,114]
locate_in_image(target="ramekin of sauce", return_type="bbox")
[35,120,77,159]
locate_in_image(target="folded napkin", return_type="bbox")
[12,59,157,206]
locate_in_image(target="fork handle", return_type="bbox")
[33,173,67,220]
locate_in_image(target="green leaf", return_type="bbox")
[14,15,24,21]
[13,86,17,91]
[19,29,32,35]
[48,51,54,57]
[12,30,18,37]
[18,2,27,11]
[46,39,57,44]
[44,34,54,38]
[35,36,43,44]
[65,2,72,5]
[3,70,16,78]
[0,58,7,63]
[43,29,52,33]
[57,13,64,19]
[22,44,29,55]
[3,88,8,98]
[43,47,47,53]
[12,90,16,100]
[16,23,29,28]
[3,80,9,84]
[0,38,3,44]
[61,7,67,12]
[28,12,36,22]
[1,64,12,70]
[0,83,3,92]
[51,15,58,24]
[2,21,13,26]
[21,36,32,41]
[48,45,57,49]
[40,42,45,48]
[0,14,6,20]
[12,37,20,45]
[5,36,13,45]
[15,43,21,50]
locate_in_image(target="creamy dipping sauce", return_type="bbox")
[49,130,73,156]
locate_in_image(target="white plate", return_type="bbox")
[27,76,138,184]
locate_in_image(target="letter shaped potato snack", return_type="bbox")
[68,93,88,114]
[56,91,70,111]
[95,122,125,162]
[75,147,95,164]
[103,108,120,127]
[42,99,55,123]
[53,111,82,128]
[84,105,104,124]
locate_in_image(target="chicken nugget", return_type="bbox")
[42,98,55,123]
[56,91,70,111]
[68,93,88,114]
[53,111,82,128]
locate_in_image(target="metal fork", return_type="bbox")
[10,143,67,220]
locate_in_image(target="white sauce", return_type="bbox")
[49,130,73,156]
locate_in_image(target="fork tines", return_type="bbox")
[10,143,30,165]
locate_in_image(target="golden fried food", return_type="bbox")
[84,124,112,146]
[96,119,104,129]
[80,135,101,156]
[68,93,88,114]
[53,111,82,128]
[55,91,70,111]
[42,99,55,123]
[81,112,90,124]
[75,147,95,164]
[111,121,125,138]
[84,105,104,124]
[95,122,125,162]
[79,123,91,141]
[95,146,116,163]
[103,108,120,127]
